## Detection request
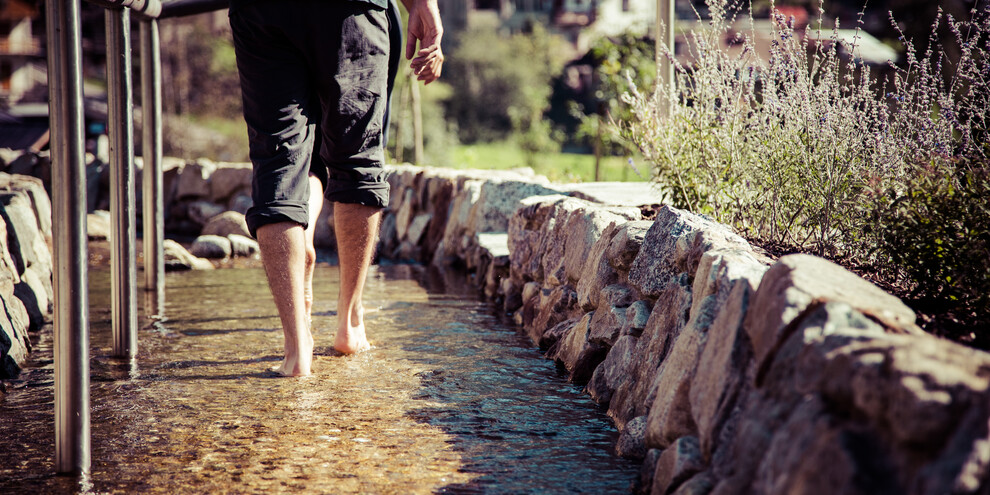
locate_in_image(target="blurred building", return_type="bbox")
[0,0,46,107]
[438,0,657,52]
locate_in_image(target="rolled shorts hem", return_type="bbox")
[245,201,309,239]
[325,180,389,209]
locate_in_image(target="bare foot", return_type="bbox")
[273,330,314,376]
[334,306,371,354]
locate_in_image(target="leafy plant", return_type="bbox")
[620,0,990,330]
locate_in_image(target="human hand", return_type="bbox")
[404,0,444,84]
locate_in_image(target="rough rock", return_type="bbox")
[609,278,692,428]
[560,205,639,286]
[14,267,49,331]
[652,436,705,495]
[208,162,252,203]
[227,234,259,257]
[423,177,454,254]
[576,221,623,310]
[160,156,186,208]
[539,317,579,353]
[689,249,767,327]
[616,415,649,460]
[689,282,755,457]
[744,254,920,378]
[621,300,652,337]
[466,179,563,237]
[187,200,226,228]
[0,215,20,297]
[533,197,588,287]
[395,188,416,241]
[0,173,52,238]
[0,296,30,378]
[379,212,398,253]
[507,194,570,284]
[639,449,663,495]
[644,323,706,449]
[501,277,522,313]
[406,213,432,247]
[476,232,510,258]
[628,205,753,300]
[189,235,231,260]
[551,312,607,383]
[540,199,637,288]
[441,180,483,258]
[0,192,52,275]
[587,334,638,405]
[587,284,637,346]
[671,471,716,495]
[87,211,111,241]
[753,398,879,495]
[792,304,990,449]
[606,220,652,272]
[200,210,251,238]
[483,254,510,299]
[528,285,578,346]
[228,193,253,216]
[163,239,214,271]
[175,158,214,200]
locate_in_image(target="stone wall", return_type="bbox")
[0,173,54,379]
[383,166,990,495]
[2,151,988,494]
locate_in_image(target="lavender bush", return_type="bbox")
[621,0,989,332]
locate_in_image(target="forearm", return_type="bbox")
[399,0,437,12]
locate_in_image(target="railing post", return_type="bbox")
[106,6,138,358]
[140,18,164,300]
[45,0,91,475]
[656,0,674,116]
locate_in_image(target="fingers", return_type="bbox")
[410,46,443,84]
[405,33,417,60]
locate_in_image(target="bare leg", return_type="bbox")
[257,222,313,376]
[333,202,381,354]
[304,175,324,319]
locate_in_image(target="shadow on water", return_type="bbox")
[0,264,637,493]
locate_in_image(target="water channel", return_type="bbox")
[1,263,639,493]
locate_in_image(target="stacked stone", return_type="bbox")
[0,173,54,379]
[383,166,990,495]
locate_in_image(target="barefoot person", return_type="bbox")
[229,0,443,375]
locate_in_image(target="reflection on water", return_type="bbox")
[1,265,637,493]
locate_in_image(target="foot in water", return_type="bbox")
[273,328,314,376]
[334,306,371,354]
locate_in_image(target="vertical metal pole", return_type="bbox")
[656,0,674,116]
[107,7,138,358]
[45,0,90,475]
[140,19,164,300]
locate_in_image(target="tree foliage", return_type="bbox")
[443,24,569,146]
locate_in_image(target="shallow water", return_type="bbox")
[0,264,638,493]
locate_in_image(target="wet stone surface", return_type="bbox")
[0,265,637,493]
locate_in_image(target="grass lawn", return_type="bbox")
[448,142,648,183]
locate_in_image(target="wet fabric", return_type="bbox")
[231,0,391,237]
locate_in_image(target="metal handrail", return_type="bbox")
[47,0,231,475]
[85,0,162,18]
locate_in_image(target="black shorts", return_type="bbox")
[230,0,395,237]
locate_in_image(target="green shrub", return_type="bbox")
[620,0,990,329]
[872,159,990,313]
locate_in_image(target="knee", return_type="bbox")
[304,245,317,270]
